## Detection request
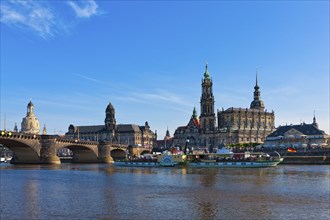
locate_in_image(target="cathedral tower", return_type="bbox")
[250,71,265,110]
[200,64,216,132]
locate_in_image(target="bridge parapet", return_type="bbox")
[0,130,41,140]
[0,131,151,164]
[55,137,99,146]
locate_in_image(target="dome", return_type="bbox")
[250,100,265,109]
[21,116,40,134]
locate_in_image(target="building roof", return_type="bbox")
[268,123,327,137]
[69,123,149,134]
[76,125,105,133]
[221,107,272,113]
[117,124,141,133]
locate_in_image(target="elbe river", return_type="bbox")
[0,164,329,220]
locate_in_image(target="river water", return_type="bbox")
[0,163,329,220]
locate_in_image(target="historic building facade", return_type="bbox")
[65,103,156,148]
[264,116,330,148]
[155,127,174,149]
[173,65,276,149]
[21,100,40,134]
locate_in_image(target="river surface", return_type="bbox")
[0,163,329,220]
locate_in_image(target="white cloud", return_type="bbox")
[0,1,58,39]
[74,73,102,83]
[130,90,192,107]
[68,0,98,18]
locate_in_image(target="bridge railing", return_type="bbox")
[0,130,41,140]
[0,131,150,150]
[55,137,99,145]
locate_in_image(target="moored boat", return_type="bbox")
[113,148,283,168]
[114,153,186,167]
[186,151,283,168]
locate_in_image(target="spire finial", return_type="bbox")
[204,62,210,79]
[256,68,258,86]
[193,106,197,118]
[312,110,318,127]
[254,68,260,90]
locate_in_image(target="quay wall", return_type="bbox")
[282,156,330,165]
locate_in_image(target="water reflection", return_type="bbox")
[25,177,41,219]
[1,164,329,220]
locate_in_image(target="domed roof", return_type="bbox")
[28,100,34,107]
[250,100,265,109]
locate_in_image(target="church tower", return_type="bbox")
[250,71,265,110]
[104,102,116,141]
[21,100,40,134]
[200,64,216,132]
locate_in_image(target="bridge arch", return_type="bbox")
[110,148,126,160]
[0,139,41,164]
[57,145,98,163]
[140,150,151,155]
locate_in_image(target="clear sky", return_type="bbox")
[1,0,329,138]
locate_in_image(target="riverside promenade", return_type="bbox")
[257,147,330,164]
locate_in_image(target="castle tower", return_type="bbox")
[104,102,116,141]
[200,64,216,132]
[250,71,265,110]
[21,100,40,134]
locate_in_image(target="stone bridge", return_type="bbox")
[0,131,151,164]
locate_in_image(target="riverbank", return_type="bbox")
[282,155,330,165]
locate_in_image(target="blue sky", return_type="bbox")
[1,0,329,137]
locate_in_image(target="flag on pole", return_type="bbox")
[287,147,297,153]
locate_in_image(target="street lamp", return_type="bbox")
[184,138,190,155]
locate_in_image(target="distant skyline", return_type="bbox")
[1,1,329,137]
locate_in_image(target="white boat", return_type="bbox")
[186,151,283,168]
[113,150,283,168]
[114,154,186,167]
[0,156,12,163]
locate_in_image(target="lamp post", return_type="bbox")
[184,138,190,155]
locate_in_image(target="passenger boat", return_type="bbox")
[113,154,186,167]
[114,148,283,168]
[186,150,283,168]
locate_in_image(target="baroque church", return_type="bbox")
[20,100,41,134]
[173,64,275,149]
[65,103,156,148]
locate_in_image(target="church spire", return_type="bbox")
[255,69,259,90]
[43,124,47,134]
[250,69,265,110]
[13,122,18,132]
[165,126,170,138]
[312,110,318,128]
[204,62,210,79]
[193,106,198,118]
